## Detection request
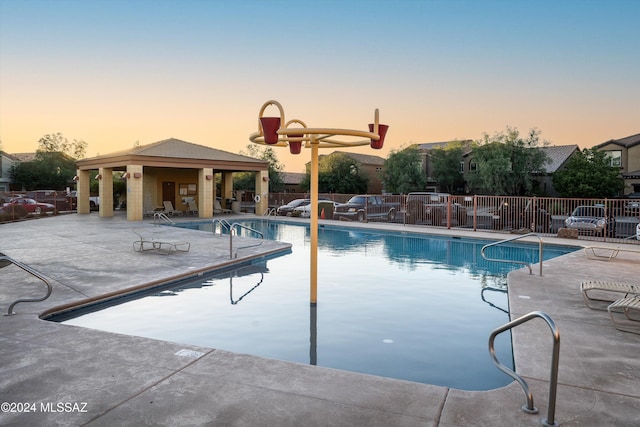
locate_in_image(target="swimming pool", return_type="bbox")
[57,220,577,390]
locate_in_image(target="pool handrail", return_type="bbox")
[488,310,560,427]
[230,272,265,304]
[262,207,277,217]
[212,218,232,234]
[1,255,53,315]
[153,211,174,226]
[229,222,264,259]
[481,232,544,276]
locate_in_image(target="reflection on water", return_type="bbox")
[60,220,577,390]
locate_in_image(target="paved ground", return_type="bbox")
[1,212,639,426]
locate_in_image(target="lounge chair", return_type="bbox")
[132,229,190,254]
[584,245,640,261]
[580,280,638,310]
[163,201,183,216]
[608,296,640,334]
[214,199,232,214]
[187,200,198,215]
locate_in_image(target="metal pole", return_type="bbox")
[310,135,319,305]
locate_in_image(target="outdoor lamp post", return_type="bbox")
[250,100,388,306]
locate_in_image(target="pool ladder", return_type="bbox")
[262,207,277,217]
[481,232,544,276]
[212,219,264,259]
[1,254,53,315]
[489,311,560,427]
[153,212,174,225]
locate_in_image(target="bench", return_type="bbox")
[132,229,190,254]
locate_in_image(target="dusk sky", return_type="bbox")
[1,0,638,172]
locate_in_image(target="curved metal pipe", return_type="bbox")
[2,256,53,315]
[481,232,544,276]
[488,310,560,426]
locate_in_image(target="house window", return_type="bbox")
[468,161,477,171]
[605,150,622,167]
[459,161,464,173]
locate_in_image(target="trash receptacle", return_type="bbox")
[231,201,241,213]
[318,201,334,219]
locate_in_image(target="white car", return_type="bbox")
[292,204,312,218]
[292,201,338,218]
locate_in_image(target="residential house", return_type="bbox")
[535,145,580,196]
[592,133,640,195]
[306,151,386,194]
[416,140,473,192]
[281,172,305,192]
[0,151,18,193]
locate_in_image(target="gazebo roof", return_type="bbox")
[76,138,268,172]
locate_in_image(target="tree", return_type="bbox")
[552,148,624,197]
[234,144,285,191]
[380,146,426,194]
[10,133,86,191]
[466,128,549,196]
[36,132,87,160]
[430,141,468,194]
[300,152,369,194]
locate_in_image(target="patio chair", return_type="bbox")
[187,200,198,215]
[580,280,638,310]
[132,228,190,254]
[214,199,232,214]
[163,201,183,216]
[608,295,640,334]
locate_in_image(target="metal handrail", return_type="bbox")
[481,286,509,314]
[230,272,265,304]
[229,222,264,259]
[489,311,560,427]
[212,218,232,234]
[262,207,276,217]
[481,232,544,276]
[1,255,53,315]
[153,212,174,225]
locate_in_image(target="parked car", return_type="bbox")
[3,198,55,215]
[625,193,640,214]
[492,199,552,232]
[565,205,611,236]
[276,199,310,216]
[292,201,338,218]
[333,195,400,222]
[405,192,467,226]
[25,190,73,211]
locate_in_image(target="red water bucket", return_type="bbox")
[368,123,389,149]
[260,117,281,144]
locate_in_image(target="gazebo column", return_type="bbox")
[198,168,214,218]
[76,169,91,214]
[98,167,113,218]
[221,171,234,207]
[126,165,144,221]
[255,170,269,214]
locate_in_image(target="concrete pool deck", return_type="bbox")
[1,212,639,426]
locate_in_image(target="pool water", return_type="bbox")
[59,220,577,390]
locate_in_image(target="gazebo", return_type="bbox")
[74,138,269,220]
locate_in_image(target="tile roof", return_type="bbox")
[281,172,305,184]
[593,133,640,149]
[416,140,473,151]
[8,152,37,162]
[86,138,263,163]
[539,145,579,172]
[317,151,386,166]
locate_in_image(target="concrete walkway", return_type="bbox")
[1,213,639,426]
